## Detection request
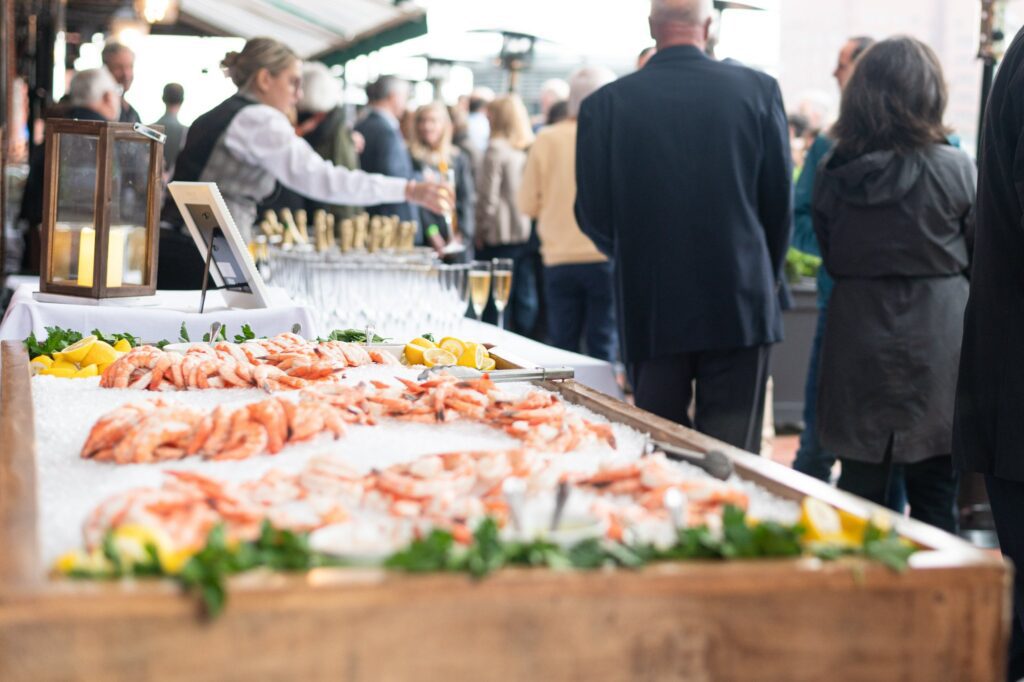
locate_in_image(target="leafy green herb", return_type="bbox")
[421,332,436,343]
[320,328,390,344]
[233,323,258,344]
[178,322,191,343]
[24,325,83,359]
[155,339,171,350]
[91,329,139,348]
[66,507,918,619]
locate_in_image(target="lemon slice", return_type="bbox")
[439,337,466,358]
[30,356,54,373]
[42,360,78,378]
[422,348,457,368]
[799,497,843,542]
[410,337,436,349]
[113,338,132,353]
[81,340,118,367]
[458,342,486,369]
[57,335,97,364]
[480,357,496,372]
[73,364,99,378]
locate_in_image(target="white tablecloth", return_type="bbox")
[0,284,318,344]
[460,319,623,399]
[0,283,622,399]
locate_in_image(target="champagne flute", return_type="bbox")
[491,258,513,330]
[469,260,492,321]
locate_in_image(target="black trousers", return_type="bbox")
[838,451,959,534]
[632,345,771,453]
[986,475,1024,682]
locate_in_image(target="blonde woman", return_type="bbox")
[475,94,537,332]
[408,101,476,254]
[162,37,448,289]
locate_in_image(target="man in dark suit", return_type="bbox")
[575,0,791,452]
[953,25,1024,682]
[354,76,416,226]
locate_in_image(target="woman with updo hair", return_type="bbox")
[161,36,449,288]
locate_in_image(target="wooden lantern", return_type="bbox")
[38,119,164,300]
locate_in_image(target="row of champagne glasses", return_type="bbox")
[266,247,475,338]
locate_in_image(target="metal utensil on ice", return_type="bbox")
[502,477,527,538]
[549,480,571,532]
[650,439,735,481]
[415,365,574,383]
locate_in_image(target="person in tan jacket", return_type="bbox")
[518,67,618,361]
[475,94,538,333]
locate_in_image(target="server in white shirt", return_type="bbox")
[161,37,449,289]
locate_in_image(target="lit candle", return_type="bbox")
[76,227,125,288]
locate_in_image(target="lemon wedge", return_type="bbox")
[113,338,132,353]
[81,340,118,367]
[439,337,466,358]
[422,348,457,368]
[799,497,844,542]
[480,357,497,372]
[458,342,487,369]
[404,337,437,364]
[53,548,112,575]
[41,363,77,378]
[56,335,97,364]
[73,364,99,378]
[30,355,54,373]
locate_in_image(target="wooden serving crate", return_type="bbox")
[0,341,1010,681]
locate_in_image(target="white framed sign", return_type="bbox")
[167,181,271,309]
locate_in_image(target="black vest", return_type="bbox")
[162,94,255,224]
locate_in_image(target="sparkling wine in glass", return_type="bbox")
[490,258,513,329]
[469,260,492,321]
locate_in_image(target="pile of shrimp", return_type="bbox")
[81,450,539,553]
[577,453,749,535]
[367,373,617,452]
[80,374,618,464]
[98,332,400,392]
[80,449,750,555]
[80,387,373,463]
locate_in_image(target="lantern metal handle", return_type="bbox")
[132,123,167,144]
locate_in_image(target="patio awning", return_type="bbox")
[176,0,427,60]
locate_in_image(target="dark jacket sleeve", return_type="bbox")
[574,92,614,256]
[757,80,794,282]
[792,135,832,256]
[455,151,476,239]
[811,156,834,271]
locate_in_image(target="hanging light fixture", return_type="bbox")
[109,4,149,47]
[133,0,179,25]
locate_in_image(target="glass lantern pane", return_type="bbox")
[50,133,99,286]
[111,138,152,287]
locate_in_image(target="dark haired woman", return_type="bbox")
[813,36,975,532]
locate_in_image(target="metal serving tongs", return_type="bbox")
[416,365,575,383]
[644,438,735,481]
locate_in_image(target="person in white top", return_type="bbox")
[162,37,451,288]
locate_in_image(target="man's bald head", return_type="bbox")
[649,0,714,50]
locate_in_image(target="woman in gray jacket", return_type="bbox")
[813,37,976,532]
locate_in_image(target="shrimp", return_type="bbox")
[247,398,288,454]
[112,409,200,464]
[81,400,164,459]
